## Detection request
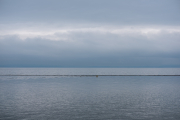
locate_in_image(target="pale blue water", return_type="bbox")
[0,68,180,120]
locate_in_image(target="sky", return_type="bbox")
[0,0,180,67]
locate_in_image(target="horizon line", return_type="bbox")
[0,75,180,76]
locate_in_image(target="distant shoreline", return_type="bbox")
[0,75,180,76]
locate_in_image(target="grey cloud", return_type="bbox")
[0,0,180,25]
[1,0,180,67]
[0,30,180,67]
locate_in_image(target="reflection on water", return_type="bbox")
[0,76,180,120]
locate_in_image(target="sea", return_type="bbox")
[0,68,180,120]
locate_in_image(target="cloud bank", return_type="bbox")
[0,24,180,67]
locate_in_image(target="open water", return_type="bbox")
[0,68,180,120]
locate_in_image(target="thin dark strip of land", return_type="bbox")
[0,75,180,76]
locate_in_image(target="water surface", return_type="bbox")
[0,68,180,120]
[0,68,180,75]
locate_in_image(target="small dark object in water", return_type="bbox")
[96,75,98,77]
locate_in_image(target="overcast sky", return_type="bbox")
[0,0,180,67]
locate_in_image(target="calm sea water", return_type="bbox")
[0,68,180,120]
[0,68,180,75]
